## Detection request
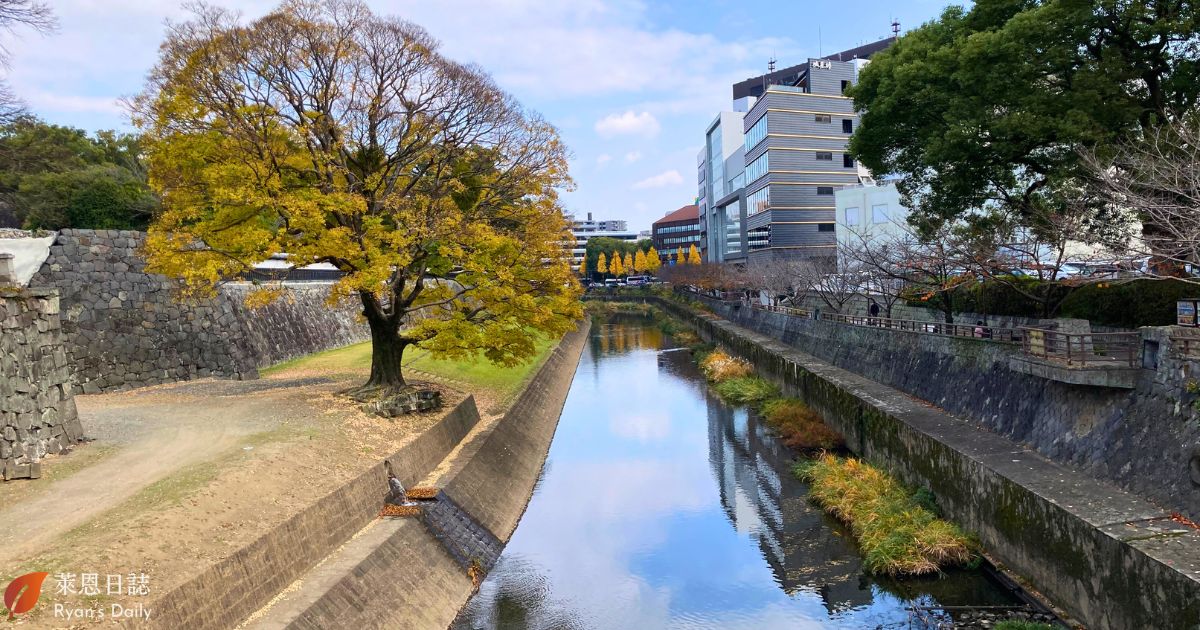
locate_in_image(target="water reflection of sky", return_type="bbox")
[454,320,1016,630]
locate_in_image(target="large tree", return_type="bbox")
[0,1,56,124]
[133,0,581,395]
[849,0,1200,237]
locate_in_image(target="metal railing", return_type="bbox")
[819,312,1024,343]
[751,303,813,318]
[1020,328,1140,368]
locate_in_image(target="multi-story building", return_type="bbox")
[698,109,750,264]
[719,38,893,264]
[652,205,701,255]
[564,212,638,273]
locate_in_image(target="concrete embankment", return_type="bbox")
[619,295,1199,630]
[137,319,590,630]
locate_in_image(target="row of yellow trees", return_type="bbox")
[595,244,702,277]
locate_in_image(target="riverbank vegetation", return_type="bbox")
[795,454,973,575]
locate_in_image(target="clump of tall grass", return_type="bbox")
[712,376,779,405]
[760,398,843,451]
[794,454,973,576]
[700,350,753,381]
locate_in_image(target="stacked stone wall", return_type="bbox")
[31,230,368,393]
[0,287,84,479]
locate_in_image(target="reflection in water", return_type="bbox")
[455,318,1018,629]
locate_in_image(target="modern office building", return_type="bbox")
[652,205,701,255]
[564,212,638,273]
[698,109,750,264]
[716,38,894,264]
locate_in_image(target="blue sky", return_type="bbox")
[5,0,956,232]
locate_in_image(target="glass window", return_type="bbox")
[872,203,889,224]
[747,187,769,216]
[814,114,831,124]
[746,153,769,183]
[815,151,833,161]
[843,154,855,168]
[842,119,853,133]
[817,186,834,195]
[845,207,860,225]
[818,223,835,232]
[707,128,725,201]
[744,116,767,151]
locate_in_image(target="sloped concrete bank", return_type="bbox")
[282,319,590,629]
[138,319,590,630]
[626,296,1199,630]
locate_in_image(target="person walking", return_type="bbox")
[868,300,881,326]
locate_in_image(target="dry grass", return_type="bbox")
[759,398,844,451]
[795,454,973,576]
[700,350,753,381]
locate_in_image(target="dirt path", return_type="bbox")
[0,376,336,570]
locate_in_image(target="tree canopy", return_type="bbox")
[849,0,1200,236]
[0,118,157,229]
[132,0,581,391]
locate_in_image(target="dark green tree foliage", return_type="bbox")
[849,0,1200,235]
[582,236,653,279]
[0,117,157,229]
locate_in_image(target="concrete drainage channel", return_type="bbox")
[131,319,590,630]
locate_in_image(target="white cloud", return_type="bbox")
[596,153,612,165]
[595,110,660,138]
[624,151,642,163]
[632,169,683,190]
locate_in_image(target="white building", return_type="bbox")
[834,181,910,250]
[564,212,638,272]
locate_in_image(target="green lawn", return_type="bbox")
[262,334,558,397]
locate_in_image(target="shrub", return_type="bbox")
[712,376,779,405]
[700,350,753,382]
[760,398,843,451]
[1059,279,1197,328]
[794,454,973,576]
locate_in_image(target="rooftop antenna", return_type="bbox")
[818,26,823,57]
[891,19,900,37]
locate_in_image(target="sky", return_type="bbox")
[4,0,957,232]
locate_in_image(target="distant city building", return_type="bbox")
[652,205,701,255]
[699,38,894,265]
[834,181,910,251]
[564,212,637,273]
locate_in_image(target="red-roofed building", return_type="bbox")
[652,205,701,258]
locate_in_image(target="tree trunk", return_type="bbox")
[362,295,409,389]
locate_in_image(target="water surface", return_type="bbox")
[454,317,1018,629]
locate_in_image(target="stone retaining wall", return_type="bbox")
[650,296,1199,630]
[31,230,367,393]
[0,287,84,479]
[140,396,484,630]
[689,296,1200,520]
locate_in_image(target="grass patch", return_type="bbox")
[759,398,843,451]
[700,350,753,381]
[995,622,1059,630]
[712,376,779,406]
[794,454,973,576]
[262,334,557,399]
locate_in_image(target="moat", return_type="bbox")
[454,316,1022,629]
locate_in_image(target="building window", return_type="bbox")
[843,154,855,168]
[842,119,853,133]
[818,223,835,232]
[744,116,767,151]
[817,186,834,195]
[845,207,860,225]
[872,203,889,224]
[746,153,769,183]
[841,80,850,94]
[815,151,833,161]
[814,114,831,124]
[747,187,769,216]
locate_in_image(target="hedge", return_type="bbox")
[907,278,1198,328]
